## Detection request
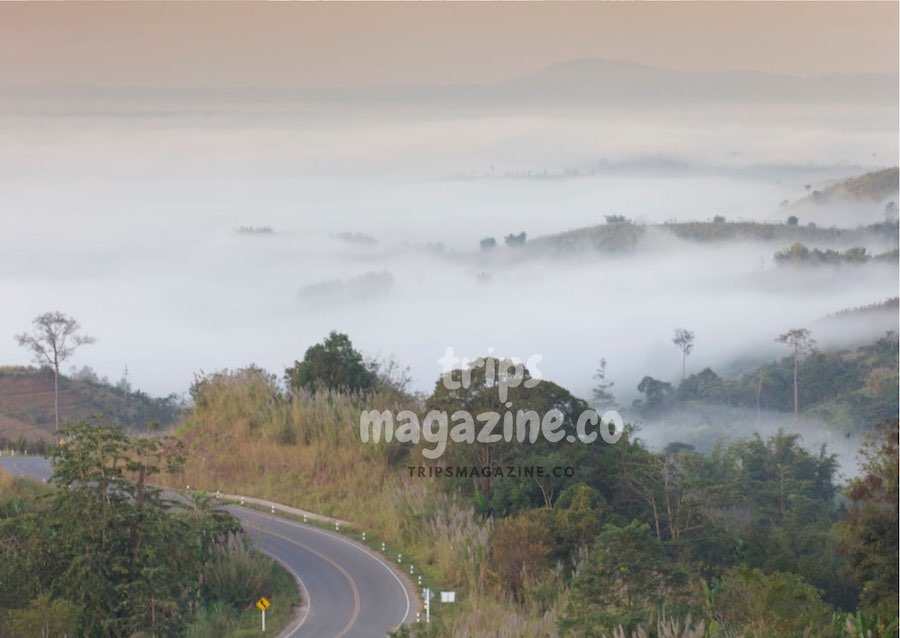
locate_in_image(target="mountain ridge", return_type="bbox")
[2,58,895,107]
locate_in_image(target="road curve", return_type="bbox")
[0,455,416,638]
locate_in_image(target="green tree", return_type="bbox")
[840,419,899,630]
[559,521,696,636]
[713,566,834,637]
[704,431,851,606]
[44,422,211,636]
[426,359,599,512]
[5,594,80,638]
[21,421,239,636]
[636,376,673,415]
[677,367,724,402]
[285,331,376,393]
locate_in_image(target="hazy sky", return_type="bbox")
[0,2,897,89]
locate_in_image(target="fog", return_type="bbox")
[1,95,897,470]
[634,406,868,480]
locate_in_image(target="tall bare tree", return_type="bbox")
[776,328,816,419]
[15,311,95,430]
[672,328,695,380]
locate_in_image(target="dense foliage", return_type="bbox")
[642,331,899,430]
[0,422,292,637]
[160,336,898,638]
[284,331,377,393]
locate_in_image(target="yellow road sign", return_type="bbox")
[256,597,271,612]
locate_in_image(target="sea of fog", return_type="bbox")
[0,103,897,468]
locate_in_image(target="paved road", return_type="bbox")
[0,455,415,638]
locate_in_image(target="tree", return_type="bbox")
[786,215,799,226]
[15,311,95,430]
[5,594,80,638]
[840,419,899,628]
[591,358,616,409]
[37,421,233,636]
[489,511,553,601]
[285,331,375,394]
[713,566,834,637]
[504,231,527,247]
[776,328,816,418]
[559,521,695,636]
[425,360,594,511]
[672,329,695,380]
[479,237,497,252]
[636,376,673,415]
[678,367,724,403]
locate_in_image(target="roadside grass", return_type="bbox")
[0,468,52,501]
[0,467,14,494]
[162,370,571,635]
[185,549,300,638]
[160,371,480,629]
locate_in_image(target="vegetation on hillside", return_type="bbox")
[0,365,183,437]
[792,167,899,208]
[773,242,898,266]
[165,332,898,638]
[0,422,298,637]
[824,298,899,321]
[633,331,899,431]
[3,312,896,637]
[527,218,898,256]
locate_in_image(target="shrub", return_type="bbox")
[713,566,834,637]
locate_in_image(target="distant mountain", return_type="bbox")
[4,59,896,110]
[272,59,899,108]
[491,59,898,106]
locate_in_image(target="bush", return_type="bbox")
[713,566,835,637]
[183,602,237,638]
[201,537,282,610]
[3,594,80,638]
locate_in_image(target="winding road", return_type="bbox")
[0,455,416,638]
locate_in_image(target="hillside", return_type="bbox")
[822,297,899,321]
[162,358,899,636]
[660,331,899,432]
[0,366,183,442]
[834,167,898,200]
[526,218,896,255]
[791,166,899,209]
